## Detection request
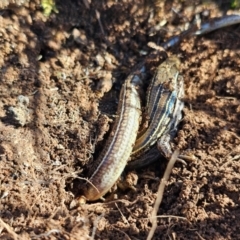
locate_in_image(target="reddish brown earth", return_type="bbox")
[0,1,240,239]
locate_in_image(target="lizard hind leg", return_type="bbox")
[157,133,197,164]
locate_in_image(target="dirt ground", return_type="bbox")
[0,0,240,239]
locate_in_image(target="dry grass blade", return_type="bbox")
[91,213,104,240]
[0,218,20,240]
[82,0,91,9]
[147,149,179,240]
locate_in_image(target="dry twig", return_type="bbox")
[147,150,179,240]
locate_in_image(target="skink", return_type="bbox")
[128,14,240,168]
[131,57,184,159]
[82,65,145,201]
